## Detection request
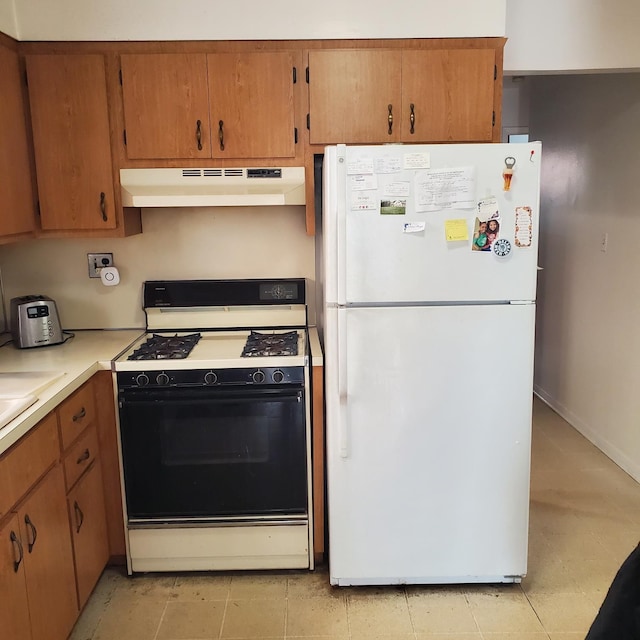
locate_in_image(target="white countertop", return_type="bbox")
[0,329,143,456]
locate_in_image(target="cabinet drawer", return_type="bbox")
[63,424,99,491]
[0,413,59,519]
[58,382,96,450]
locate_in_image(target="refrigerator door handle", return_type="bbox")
[338,310,349,458]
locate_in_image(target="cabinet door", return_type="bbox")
[18,465,78,640]
[0,42,36,239]
[401,49,496,142]
[0,514,32,640]
[121,53,211,159]
[67,460,109,608]
[208,52,296,159]
[308,50,402,144]
[26,54,117,231]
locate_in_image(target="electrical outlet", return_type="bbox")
[87,253,113,278]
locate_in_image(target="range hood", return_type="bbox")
[120,167,306,208]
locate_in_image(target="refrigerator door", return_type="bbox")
[325,143,541,305]
[325,302,535,585]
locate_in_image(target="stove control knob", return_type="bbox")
[252,369,266,384]
[156,373,170,386]
[272,369,285,383]
[204,371,218,385]
[135,373,150,387]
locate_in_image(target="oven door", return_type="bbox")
[118,384,307,522]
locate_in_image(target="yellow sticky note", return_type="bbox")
[445,219,469,242]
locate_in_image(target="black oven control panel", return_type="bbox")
[117,367,305,389]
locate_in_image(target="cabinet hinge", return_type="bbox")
[119,69,123,85]
[293,67,297,84]
[123,130,127,145]
[294,128,298,144]
[306,113,310,130]
[492,111,496,127]
[306,67,309,83]
[494,65,497,81]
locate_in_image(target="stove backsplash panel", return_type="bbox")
[0,208,316,331]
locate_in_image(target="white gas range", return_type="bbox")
[112,279,313,574]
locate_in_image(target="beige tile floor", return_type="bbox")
[70,398,640,640]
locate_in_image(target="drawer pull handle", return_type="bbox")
[218,120,225,151]
[387,104,393,135]
[77,448,91,464]
[74,501,85,533]
[24,515,37,553]
[409,103,415,134]
[10,531,24,572]
[196,119,203,151]
[72,407,86,422]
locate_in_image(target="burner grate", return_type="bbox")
[241,331,299,357]
[128,333,202,361]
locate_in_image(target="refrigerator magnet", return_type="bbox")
[493,238,512,258]
[514,206,533,247]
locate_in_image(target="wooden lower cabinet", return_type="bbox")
[17,465,78,640]
[68,460,109,607]
[0,513,32,640]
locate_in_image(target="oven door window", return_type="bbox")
[119,386,307,520]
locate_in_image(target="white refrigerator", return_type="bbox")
[323,142,542,586]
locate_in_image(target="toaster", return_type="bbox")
[10,295,64,348]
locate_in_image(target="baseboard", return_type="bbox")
[533,385,640,483]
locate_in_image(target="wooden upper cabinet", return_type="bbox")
[208,52,296,159]
[308,45,498,144]
[308,49,403,145]
[26,54,117,231]
[121,53,211,160]
[121,52,297,160]
[0,41,36,239]
[401,49,496,142]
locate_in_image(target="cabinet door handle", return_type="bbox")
[73,501,85,533]
[99,192,107,222]
[387,104,393,135]
[10,531,24,572]
[196,119,203,151]
[77,448,91,464]
[409,103,415,134]
[218,120,225,151]
[72,407,86,422]
[24,515,37,553]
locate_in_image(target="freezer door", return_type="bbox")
[325,303,535,584]
[330,143,541,304]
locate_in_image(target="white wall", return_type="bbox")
[0,0,17,37]
[12,0,505,41]
[530,73,640,481]
[505,0,640,73]
[0,207,316,330]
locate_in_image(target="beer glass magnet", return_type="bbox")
[503,157,516,191]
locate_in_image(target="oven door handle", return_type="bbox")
[120,387,303,403]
